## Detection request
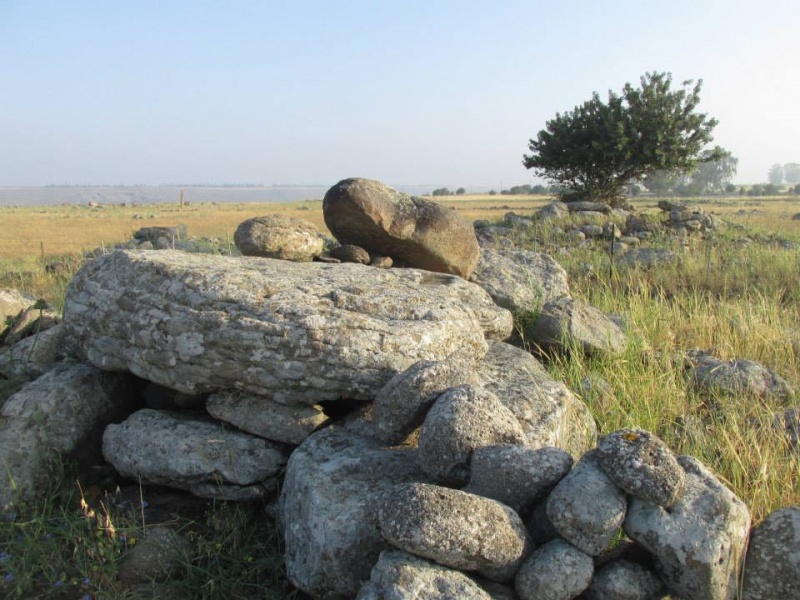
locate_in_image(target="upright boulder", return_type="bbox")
[323,178,480,278]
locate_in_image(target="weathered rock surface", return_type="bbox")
[233,214,324,261]
[583,559,664,600]
[279,427,426,599]
[566,201,611,214]
[596,428,685,507]
[371,352,479,446]
[323,178,480,278]
[624,455,751,600]
[464,445,573,514]
[616,247,677,269]
[470,249,570,313]
[742,506,800,600]
[526,296,627,357]
[63,250,511,403]
[417,384,527,485]
[356,550,492,600]
[533,201,569,221]
[206,390,327,445]
[476,342,597,458]
[546,450,627,556]
[0,324,69,379]
[377,482,530,581]
[514,538,593,600]
[102,409,288,500]
[0,287,38,332]
[329,243,371,264]
[687,349,794,401]
[0,362,137,508]
[116,525,192,584]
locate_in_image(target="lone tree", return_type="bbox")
[523,72,723,204]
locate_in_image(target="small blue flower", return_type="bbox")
[83,576,91,585]
[55,579,63,587]
[141,500,149,508]
[0,552,10,563]
[81,595,91,600]
[3,573,13,583]
[43,532,54,541]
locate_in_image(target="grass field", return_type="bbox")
[1,193,799,598]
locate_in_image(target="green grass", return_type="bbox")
[1,197,799,596]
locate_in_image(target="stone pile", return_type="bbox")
[0,180,798,599]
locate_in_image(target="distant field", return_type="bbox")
[0,193,798,260]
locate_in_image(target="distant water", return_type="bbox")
[0,184,446,207]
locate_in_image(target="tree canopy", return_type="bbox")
[523,72,722,204]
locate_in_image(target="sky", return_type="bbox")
[0,0,798,189]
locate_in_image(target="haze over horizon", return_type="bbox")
[1,1,797,189]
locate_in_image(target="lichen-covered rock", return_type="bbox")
[476,342,597,459]
[323,178,480,278]
[0,362,136,509]
[102,409,288,500]
[596,428,685,507]
[418,385,526,485]
[624,456,751,600]
[532,201,569,221]
[279,428,426,599]
[0,324,68,380]
[378,482,530,581]
[233,214,324,261]
[470,249,570,313]
[464,445,573,513]
[371,351,479,445]
[583,559,664,600]
[514,538,593,600]
[526,296,627,357]
[205,390,327,445]
[686,349,794,402]
[742,506,800,600]
[546,450,627,556]
[356,550,493,600]
[0,287,38,334]
[64,250,511,403]
[116,525,192,584]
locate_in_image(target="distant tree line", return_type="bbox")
[431,187,466,196]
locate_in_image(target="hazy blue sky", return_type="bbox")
[1,0,797,188]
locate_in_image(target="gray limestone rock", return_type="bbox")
[470,249,570,313]
[514,538,593,600]
[624,455,751,600]
[356,549,492,600]
[477,342,597,459]
[742,506,800,600]
[371,351,480,445]
[323,178,481,278]
[583,559,664,600]
[377,482,530,581]
[102,409,288,500]
[463,445,573,514]
[279,427,426,599]
[206,390,326,445]
[527,296,627,357]
[546,450,627,556]
[63,250,511,403]
[596,428,685,507]
[233,214,324,261]
[0,362,136,509]
[418,384,527,485]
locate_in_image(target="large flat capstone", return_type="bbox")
[63,250,512,404]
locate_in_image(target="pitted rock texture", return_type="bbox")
[63,250,511,403]
[687,349,794,402]
[463,444,573,514]
[583,559,664,600]
[476,342,597,458]
[233,214,324,261]
[356,549,492,600]
[377,482,530,581]
[279,427,427,599]
[514,538,594,600]
[546,450,627,556]
[323,178,480,278]
[742,506,800,600]
[102,409,288,500]
[418,384,527,485]
[624,455,751,600]
[596,428,685,507]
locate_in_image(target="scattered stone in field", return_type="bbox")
[686,349,794,402]
[596,428,685,507]
[418,384,527,485]
[583,559,664,600]
[624,455,751,600]
[0,288,39,333]
[356,549,493,600]
[323,178,480,278]
[532,201,569,221]
[328,243,371,264]
[377,482,530,581]
[546,450,627,556]
[133,224,187,244]
[117,525,192,584]
[567,201,612,214]
[774,407,800,448]
[616,247,677,268]
[514,538,594,600]
[742,506,800,600]
[463,444,573,514]
[234,214,324,261]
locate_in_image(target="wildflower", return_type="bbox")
[55,579,64,587]
[3,573,13,583]
[0,551,10,563]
